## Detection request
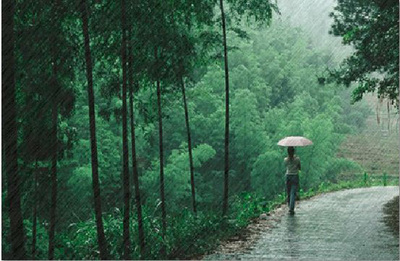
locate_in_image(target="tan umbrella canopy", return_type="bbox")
[277,136,313,147]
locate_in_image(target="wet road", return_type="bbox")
[207,186,399,260]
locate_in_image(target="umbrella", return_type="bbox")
[277,136,313,147]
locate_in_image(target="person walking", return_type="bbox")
[284,146,301,215]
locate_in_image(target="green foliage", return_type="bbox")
[383,173,387,186]
[142,143,216,210]
[363,172,369,185]
[229,192,287,227]
[24,220,50,259]
[1,209,10,256]
[329,0,399,104]
[251,151,284,199]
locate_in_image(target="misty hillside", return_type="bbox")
[277,0,353,62]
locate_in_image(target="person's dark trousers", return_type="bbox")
[286,175,299,212]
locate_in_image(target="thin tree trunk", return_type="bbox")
[3,0,27,258]
[180,78,196,214]
[80,1,109,259]
[155,47,166,255]
[48,101,58,260]
[120,0,131,258]
[48,23,59,257]
[31,162,38,259]
[157,78,166,256]
[219,0,230,216]
[387,100,390,134]
[128,31,145,257]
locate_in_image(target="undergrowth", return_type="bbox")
[4,173,397,260]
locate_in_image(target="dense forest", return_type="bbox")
[2,0,398,260]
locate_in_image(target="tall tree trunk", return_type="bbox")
[180,78,196,214]
[48,101,58,260]
[48,22,59,257]
[157,78,166,256]
[387,100,390,134]
[128,31,145,257]
[120,0,131,258]
[219,0,230,216]
[80,1,109,259]
[155,47,166,255]
[3,0,27,259]
[31,162,38,259]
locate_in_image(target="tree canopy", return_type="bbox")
[329,0,399,104]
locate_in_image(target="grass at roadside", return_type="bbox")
[299,173,398,200]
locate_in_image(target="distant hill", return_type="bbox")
[338,94,399,177]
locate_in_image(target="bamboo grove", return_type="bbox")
[3,0,397,260]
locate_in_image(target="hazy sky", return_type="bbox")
[276,0,353,62]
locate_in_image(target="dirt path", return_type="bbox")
[205,186,399,260]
